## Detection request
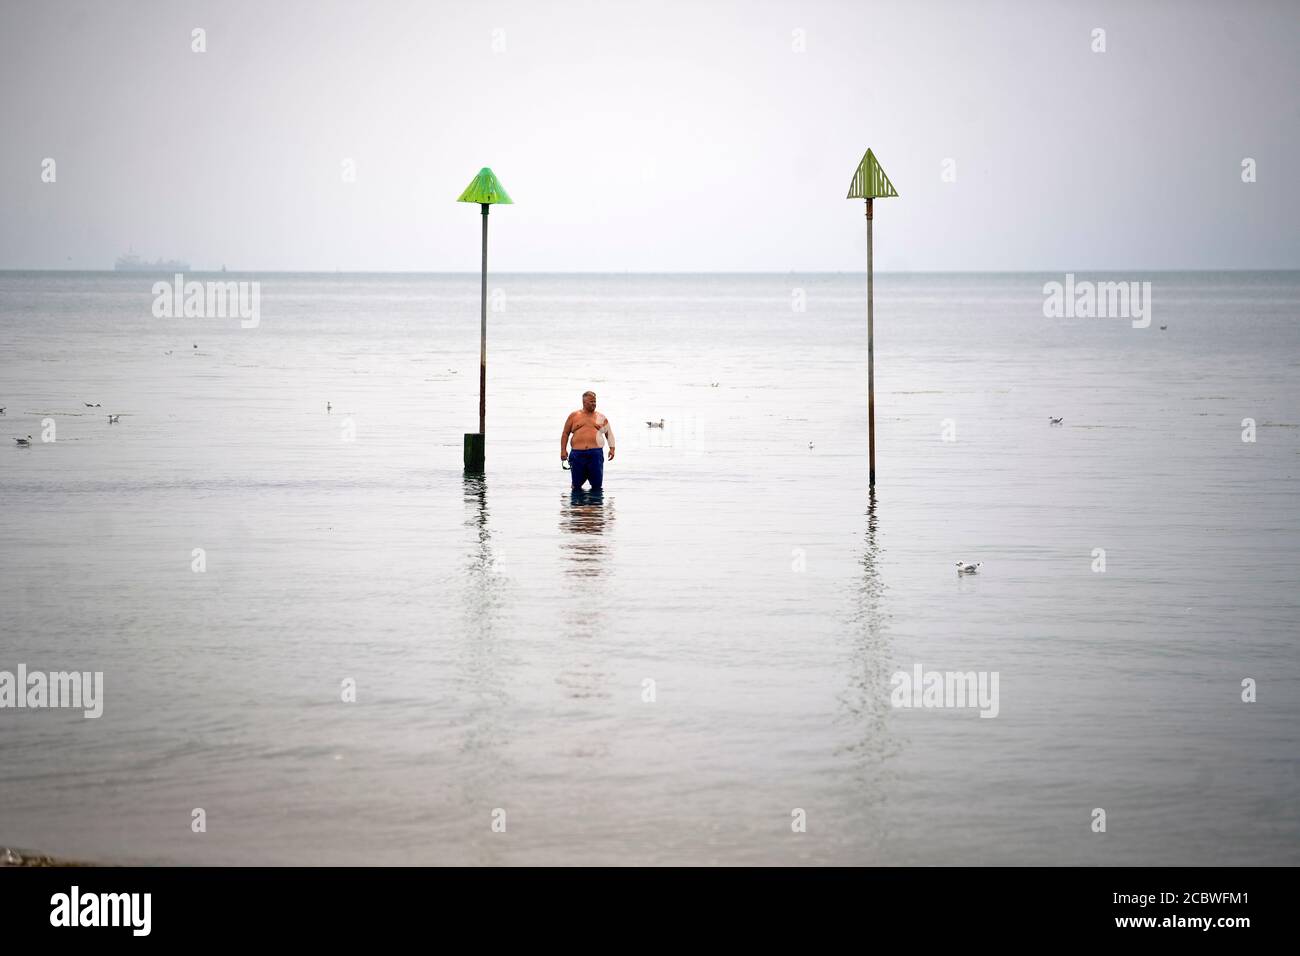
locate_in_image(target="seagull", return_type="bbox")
[1049,416,1063,425]
[1159,324,1168,331]
[193,344,198,349]
[808,441,815,450]
[326,402,332,413]
[710,382,719,387]
[0,408,5,415]
[164,350,173,356]
[646,419,664,428]
[84,402,101,408]
[107,414,119,424]
[956,561,982,574]
[15,435,32,446]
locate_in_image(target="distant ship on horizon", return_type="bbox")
[114,251,190,272]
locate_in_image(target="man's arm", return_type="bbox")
[560,413,573,459]
[604,418,615,460]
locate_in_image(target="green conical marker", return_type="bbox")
[458,167,512,473]
[846,148,898,200]
[458,167,514,205]
[846,149,898,488]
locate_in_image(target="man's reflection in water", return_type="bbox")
[560,488,612,578]
[553,489,615,728]
[558,488,613,657]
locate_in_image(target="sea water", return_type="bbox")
[1,270,1296,864]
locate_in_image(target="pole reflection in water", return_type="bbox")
[838,488,900,840]
[462,474,509,626]
[458,474,511,853]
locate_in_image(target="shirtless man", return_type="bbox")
[560,390,616,490]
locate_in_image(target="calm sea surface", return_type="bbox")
[1,271,1297,865]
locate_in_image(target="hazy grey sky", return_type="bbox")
[2,0,1297,272]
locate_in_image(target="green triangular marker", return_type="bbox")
[846,149,898,200]
[457,167,513,205]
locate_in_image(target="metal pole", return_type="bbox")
[866,197,875,486]
[479,203,488,438]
